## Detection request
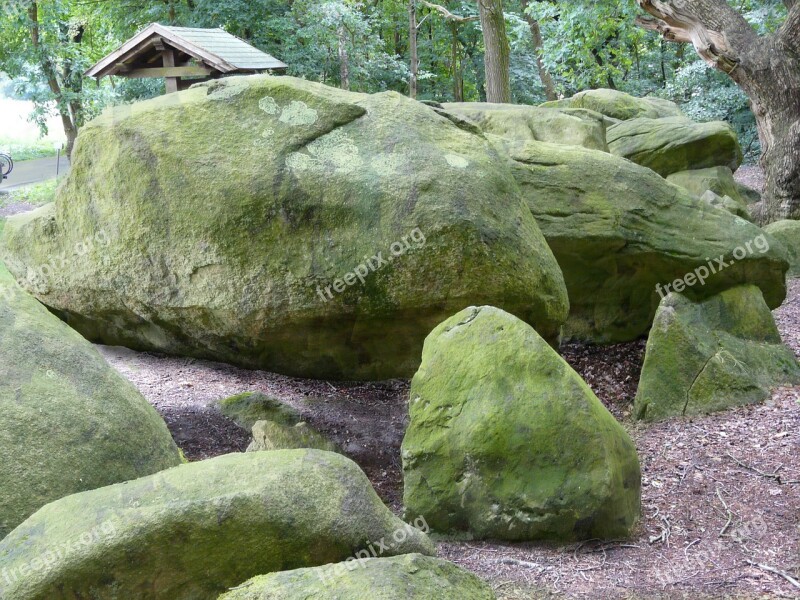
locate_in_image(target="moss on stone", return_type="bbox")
[247,420,338,453]
[764,220,800,277]
[0,75,568,381]
[0,450,434,599]
[218,554,496,599]
[635,285,800,421]
[541,89,682,121]
[402,306,641,541]
[217,392,302,429]
[0,263,180,540]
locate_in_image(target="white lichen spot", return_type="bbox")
[258,96,280,115]
[262,128,275,138]
[445,154,469,169]
[207,79,249,101]
[286,130,362,175]
[279,101,319,126]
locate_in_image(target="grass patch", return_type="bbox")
[0,178,59,208]
[0,136,59,162]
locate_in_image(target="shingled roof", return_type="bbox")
[86,23,287,79]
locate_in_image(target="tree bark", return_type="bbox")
[637,0,800,223]
[520,0,557,101]
[409,0,418,98]
[337,24,350,91]
[477,0,511,103]
[29,2,78,159]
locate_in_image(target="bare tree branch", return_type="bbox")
[778,2,800,55]
[419,1,479,23]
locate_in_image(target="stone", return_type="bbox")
[666,166,749,207]
[541,89,683,121]
[764,220,800,277]
[0,75,568,381]
[494,139,788,342]
[0,263,180,539]
[607,117,743,177]
[217,554,496,600]
[440,102,608,151]
[634,285,800,421]
[247,420,338,453]
[699,190,751,221]
[402,306,641,541]
[0,450,434,599]
[217,392,302,430]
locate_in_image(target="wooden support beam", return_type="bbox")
[162,48,179,94]
[125,66,214,79]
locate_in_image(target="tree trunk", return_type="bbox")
[409,0,418,98]
[450,22,464,101]
[520,0,557,101]
[337,24,350,91]
[477,0,511,103]
[636,0,800,223]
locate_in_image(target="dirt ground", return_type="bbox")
[97,278,800,599]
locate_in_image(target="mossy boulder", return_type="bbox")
[494,139,788,342]
[217,392,302,430]
[440,102,607,151]
[699,190,751,221]
[764,220,800,277]
[635,285,800,421]
[247,420,338,453]
[0,450,434,600]
[218,554,496,600]
[402,306,641,541]
[607,117,743,177]
[0,263,180,540]
[0,75,568,381]
[666,166,749,207]
[541,89,682,121]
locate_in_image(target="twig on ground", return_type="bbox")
[716,487,733,536]
[725,452,784,483]
[745,560,800,591]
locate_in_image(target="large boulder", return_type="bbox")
[0,450,435,600]
[764,220,800,277]
[440,102,607,150]
[607,117,743,177]
[218,554,496,600]
[494,139,788,342]
[0,75,568,381]
[541,89,682,121]
[402,306,641,541]
[0,263,180,539]
[635,285,800,421]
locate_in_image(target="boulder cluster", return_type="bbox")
[1,79,798,598]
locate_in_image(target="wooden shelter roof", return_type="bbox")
[86,23,287,79]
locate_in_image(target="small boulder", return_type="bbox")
[541,89,682,121]
[217,391,302,429]
[764,220,800,277]
[666,166,749,207]
[247,420,338,453]
[402,306,641,541]
[218,554,496,600]
[607,117,743,177]
[699,190,751,221]
[635,285,800,421]
[0,264,181,539]
[0,450,434,600]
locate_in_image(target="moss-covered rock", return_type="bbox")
[0,75,568,381]
[0,450,435,600]
[635,285,800,421]
[217,392,302,430]
[607,117,743,177]
[217,554,496,600]
[666,166,749,206]
[541,89,682,121]
[764,220,800,277]
[402,306,641,541]
[247,420,338,453]
[699,190,751,221]
[440,102,607,150]
[0,263,180,540]
[493,139,788,342]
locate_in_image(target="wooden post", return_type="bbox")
[162,48,179,94]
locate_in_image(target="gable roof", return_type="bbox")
[86,23,288,78]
